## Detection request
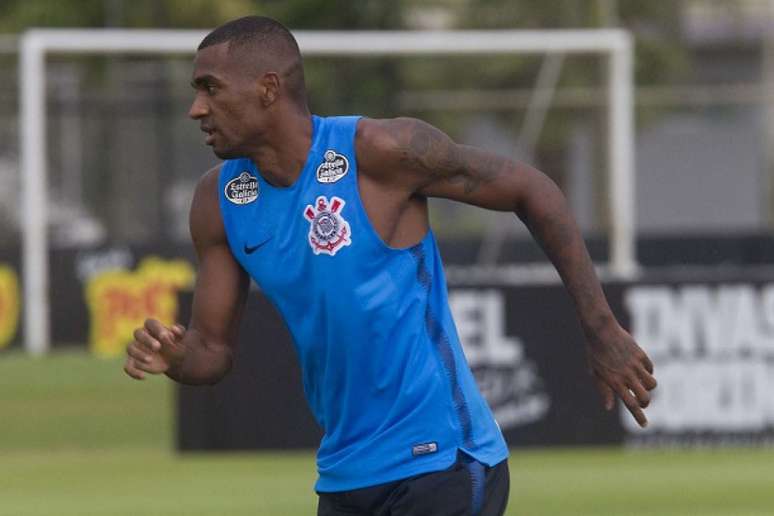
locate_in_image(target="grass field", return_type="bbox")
[1,351,773,516]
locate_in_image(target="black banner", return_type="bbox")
[176,271,774,450]
[175,284,623,450]
[51,245,195,355]
[5,240,774,448]
[176,291,322,450]
[1,245,197,355]
[620,273,774,447]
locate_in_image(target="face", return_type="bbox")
[189,43,269,159]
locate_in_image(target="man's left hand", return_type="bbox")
[585,322,657,428]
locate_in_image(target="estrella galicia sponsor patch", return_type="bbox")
[225,171,259,205]
[412,442,438,457]
[303,196,351,256]
[316,150,349,184]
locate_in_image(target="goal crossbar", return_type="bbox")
[19,28,636,354]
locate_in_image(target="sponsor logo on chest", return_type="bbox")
[303,196,352,256]
[316,150,349,184]
[225,171,259,205]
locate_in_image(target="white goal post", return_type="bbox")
[19,28,636,354]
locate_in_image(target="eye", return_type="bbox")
[206,84,217,96]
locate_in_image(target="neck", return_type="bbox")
[249,107,313,188]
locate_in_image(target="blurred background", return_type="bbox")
[1,1,773,515]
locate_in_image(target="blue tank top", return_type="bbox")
[219,115,508,492]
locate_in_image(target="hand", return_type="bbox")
[585,321,657,428]
[124,319,186,380]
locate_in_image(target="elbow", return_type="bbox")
[207,362,233,386]
[206,346,234,385]
[175,333,234,386]
[514,173,567,226]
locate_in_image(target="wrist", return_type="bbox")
[163,350,186,381]
[581,311,619,343]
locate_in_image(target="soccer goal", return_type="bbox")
[19,28,635,354]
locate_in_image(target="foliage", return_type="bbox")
[0,0,404,31]
[0,0,689,115]
[0,0,693,232]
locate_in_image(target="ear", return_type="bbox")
[259,72,281,107]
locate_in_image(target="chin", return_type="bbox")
[212,147,244,160]
[212,145,248,159]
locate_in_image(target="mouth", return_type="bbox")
[201,126,216,145]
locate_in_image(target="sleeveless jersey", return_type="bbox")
[218,115,508,492]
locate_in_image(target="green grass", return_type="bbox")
[0,351,172,451]
[1,351,773,515]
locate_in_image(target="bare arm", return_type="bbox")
[124,165,249,385]
[358,117,657,426]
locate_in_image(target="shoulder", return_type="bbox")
[355,117,432,158]
[190,163,227,248]
[192,163,223,213]
[196,163,223,193]
[355,117,455,185]
[355,117,406,149]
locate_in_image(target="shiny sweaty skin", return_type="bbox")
[124,31,657,458]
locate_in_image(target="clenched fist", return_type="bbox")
[124,318,186,380]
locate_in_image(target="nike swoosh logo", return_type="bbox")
[244,241,268,255]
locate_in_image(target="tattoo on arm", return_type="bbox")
[523,193,612,333]
[389,119,508,194]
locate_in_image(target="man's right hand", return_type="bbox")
[124,319,186,380]
[121,166,248,386]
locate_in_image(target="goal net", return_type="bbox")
[16,28,635,354]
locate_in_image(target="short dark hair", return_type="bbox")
[198,15,299,56]
[199,16,306,105]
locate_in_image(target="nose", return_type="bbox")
[188,94,208,120]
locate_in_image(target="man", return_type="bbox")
[124,15,656,516]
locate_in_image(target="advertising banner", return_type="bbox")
[47,246,195,356]
[623,278,774,446]
[0,262,21,350]
[5,242,773,448]
[177,271,774,450]
[176,284,620,450]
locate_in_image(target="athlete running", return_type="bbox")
[124,16,657,516]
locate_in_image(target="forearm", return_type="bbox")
[165,328,233,385]
[516,174,616,336]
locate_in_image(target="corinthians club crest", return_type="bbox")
[303,196,352,256]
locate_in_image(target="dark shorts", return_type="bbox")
[317,452,510,516]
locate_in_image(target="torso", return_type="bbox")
[215,115,508,492]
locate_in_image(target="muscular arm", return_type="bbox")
[125,165,249,385]
[168,165,249,384]
[358,117,656,426]
[360,117,611,325]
